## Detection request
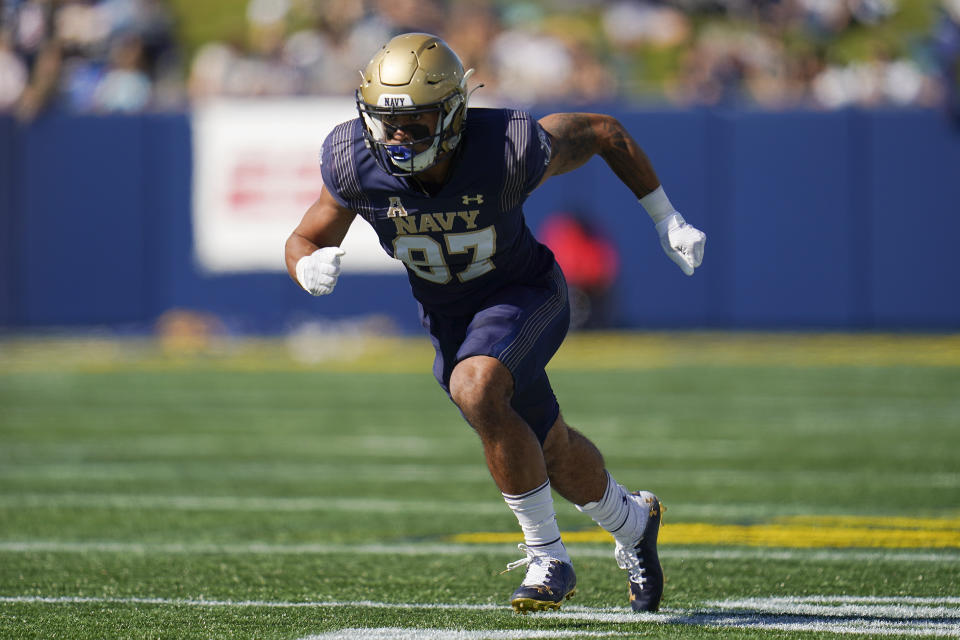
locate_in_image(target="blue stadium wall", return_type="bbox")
[1,108,959,333]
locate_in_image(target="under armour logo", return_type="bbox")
[462,194,484,205]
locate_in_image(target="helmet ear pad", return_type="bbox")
[438,93,466,155]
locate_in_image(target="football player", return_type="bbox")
[285,33,705,614]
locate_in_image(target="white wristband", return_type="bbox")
[638,186,677,225]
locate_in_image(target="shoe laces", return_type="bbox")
[615,540,646,587]
[501,544,557,588]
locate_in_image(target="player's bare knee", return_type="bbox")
[449,357,513,420]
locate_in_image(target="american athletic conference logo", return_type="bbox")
[387,196,409,218]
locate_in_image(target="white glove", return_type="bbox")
[639,186,706,276]
[295,247,345,296]
[655,212,706,276]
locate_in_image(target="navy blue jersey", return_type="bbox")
[320,108,556,316]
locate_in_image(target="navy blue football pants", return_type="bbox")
[419,262,570,444]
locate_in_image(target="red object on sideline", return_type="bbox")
[539,213,619,290]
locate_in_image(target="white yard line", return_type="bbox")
[0,596,502,610]
[1,539,958,563]
[2,465,957,489]
[0,462,492,483]
[300,630,630,639]
[725,596,960,605]
[3,492,960,524]
[0,493,507,514]
[712,602,960,620]
[0,595,957,638]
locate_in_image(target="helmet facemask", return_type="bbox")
[356,87,466,176]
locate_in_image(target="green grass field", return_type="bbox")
[1,333,958,639]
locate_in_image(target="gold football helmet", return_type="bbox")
[356,33,479,176]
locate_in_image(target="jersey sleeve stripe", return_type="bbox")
[500,110,529,212]
[330,120,376,223]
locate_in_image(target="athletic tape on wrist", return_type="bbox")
[639,186,677,225]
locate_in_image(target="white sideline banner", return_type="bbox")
[191,98,403,274]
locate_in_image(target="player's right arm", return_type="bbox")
[284,185,357,296]
[537,112,706,276]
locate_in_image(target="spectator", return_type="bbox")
[934,0,960,124]
[15,39,61,120]
[0,32,29,110]
[91,34,151,112]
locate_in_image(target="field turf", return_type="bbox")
[0,332,958,639]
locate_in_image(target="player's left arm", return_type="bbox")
[537,113,706,276]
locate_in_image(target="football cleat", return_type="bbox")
[615,491,664,612]
[502,544,577,613]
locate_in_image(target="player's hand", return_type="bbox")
[295,247,346,295]
[656,213,705,276]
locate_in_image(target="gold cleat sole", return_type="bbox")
[511,589,576,614]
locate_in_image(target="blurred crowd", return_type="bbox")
[1,0,181,118]
[2,0,960,119]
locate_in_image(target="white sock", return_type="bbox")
[502,480,571,564]
[576,470,649,545]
